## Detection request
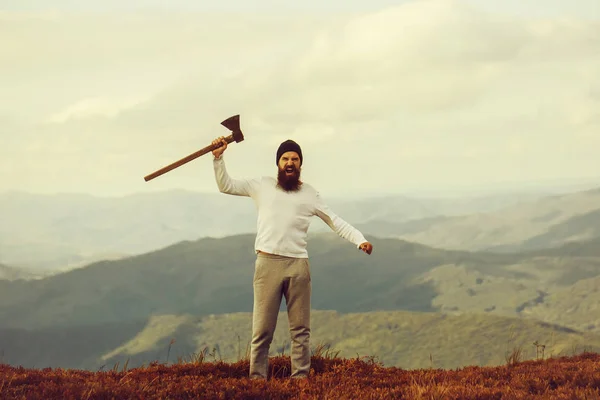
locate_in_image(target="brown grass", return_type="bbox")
[1,347,599,399]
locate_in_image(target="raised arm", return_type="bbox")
[313,191,372,254]
[213,156,260,197]
[212,136,259,197]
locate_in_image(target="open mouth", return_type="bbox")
[285,167,295,174]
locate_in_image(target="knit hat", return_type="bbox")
[276,139,303,165]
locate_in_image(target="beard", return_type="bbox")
[277,165,302,192]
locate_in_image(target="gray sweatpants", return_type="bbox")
[249,252,312,379]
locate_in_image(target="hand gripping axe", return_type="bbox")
[144,114,244,182]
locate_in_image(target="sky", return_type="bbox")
[1,0,599,198]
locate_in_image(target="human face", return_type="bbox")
[278,151,302,177]
[277,151,302,191]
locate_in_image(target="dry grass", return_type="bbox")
[1,341,599,400]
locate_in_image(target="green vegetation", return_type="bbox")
[0,233,492,330]
[99,310,600,372]
[3,233,600,336]
[2,231,600,372]
[2,309,600,372]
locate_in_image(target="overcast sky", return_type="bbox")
[1,0,599,198]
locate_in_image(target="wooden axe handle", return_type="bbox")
[144,134,235,182]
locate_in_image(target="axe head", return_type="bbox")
[221,114,244,143]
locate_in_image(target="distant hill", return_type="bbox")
[2,233,600,372]
[2,310,599,372]
[0,263,45,281]
[0,233,478,330]
[521,275,600,333]
[528,236,600,258]
[0,310,600,370]
[490,208,600,252]
[0,264,17,280]
[2,233,600,338]
[0,190,256,271]
[0,189,549,271]
[357,187,600,252]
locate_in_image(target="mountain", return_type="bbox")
[528,236,600,258]
[316,191,549,226]
[491,208,600,252]
[2,310,599,372]
[0,264,18,280]
[0,189,550,271]
[357,187,600,252]
[0,190,256,271]
[0,233,473,330]
[0,263,45,281]
[2,233,600,371]
[2,232,600,337]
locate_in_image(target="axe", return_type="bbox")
[144,114,244,182]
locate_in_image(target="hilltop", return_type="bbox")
[1,351,599,399]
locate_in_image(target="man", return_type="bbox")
[211,136,373,380]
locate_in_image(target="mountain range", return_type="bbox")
[358,187,600,252]
[2,185,600,372]
[0,187,591,272]
[1,232,600,370]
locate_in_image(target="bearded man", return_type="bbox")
[211,136,373,380]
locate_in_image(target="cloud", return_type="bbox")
[105,0,531,136]
[1,0,599,196]
[221,0,529,124]
[0,10,62,21]
[45,96,151,124]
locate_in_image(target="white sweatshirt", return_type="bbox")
[213,156,367,258]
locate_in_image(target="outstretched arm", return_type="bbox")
[314,191,373,254]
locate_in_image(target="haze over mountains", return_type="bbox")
[1,184,596,272]
[0,263,41,281]
[357,187,600,253]
[2,184,600,371]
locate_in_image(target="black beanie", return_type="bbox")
[276,139,303,165]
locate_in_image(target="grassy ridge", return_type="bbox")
[4,309,600,372]
[1,350,599,399]
[98,310,600,372]
[3,234,600,372]
[3,234,600,334]
[0,234,509,330]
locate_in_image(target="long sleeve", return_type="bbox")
[314,191,367,248]
[213,156,260,197]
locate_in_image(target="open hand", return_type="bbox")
[212,136,228,158]
[359,242,373,255]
